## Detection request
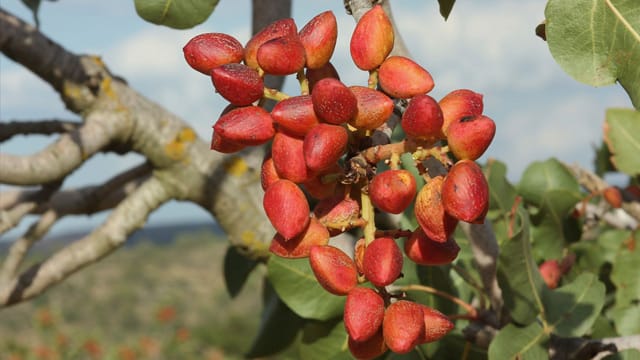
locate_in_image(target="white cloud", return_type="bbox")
[393,1,555,94]
[490,92,611,179]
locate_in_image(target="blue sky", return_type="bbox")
[0,0,632,238]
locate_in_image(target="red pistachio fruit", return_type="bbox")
[362,237,403,287]
[368,169,417,214]
[441,160,490,223]
[414,176,458,243]
[269,217,329,258]
[299,10,338,69]
[350,5,394,71]
[244,18,298,69]
[309,245,358,295]
[210,63,264,106]
[378,56,434,99]
[404,227,460,266]
[344,287,385,342]
[383,300,425,354]
[213,106,275,146]
[263,179,310,240]
[183,33,244,75]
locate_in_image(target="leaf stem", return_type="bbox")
[398,284,478,319]
[361,190,376,246]
[263,87,290,102]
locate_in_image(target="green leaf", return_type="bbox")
[545,0,640,109]
[223,245,259,298]
[267,256,345,321]
[591,314,619,338]
[604,108,640,176]
[487,322,549,360]
[571,229,629,274]
[437,0,456,20]
[610,233,640,306]
[542,273,605,337]
[608,304,640,336]
[415,265,457,315]
[134,0,219,29]
[385,350,423,359]
[497,207,546,325]
[299,319,351,360]
[518,158,581,207]
[530,189,583,260]
[246,280,305,358]
[429,334,488,360]
[485,159,518,220]
[594,141,616,176]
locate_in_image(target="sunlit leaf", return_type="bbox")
[487,322,548,360]
[497,207,546,325]
[518,158,581,207]
[267,256,345,321]
[134,0,219,29]
[593,141,616,176]
[608,304,640,336]
[545,0,640,109]
[530,189,583,261]
[484,159,518,221]
[604,108,640,176]
[610,232,640,306]
[542,273,605,337]
[298,319,351,360]
[571,229,629,274]
[415,265,457,315]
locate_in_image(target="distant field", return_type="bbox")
[0,229,268,359]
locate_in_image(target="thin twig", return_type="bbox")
[398,283,478,319]
[0,119,81,142]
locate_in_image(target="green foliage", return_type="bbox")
[545,0,640,109]
[488,322,548,360]
[246,281,305,358]
[134,0,219,29]
[298,320,351,360]
[267,256,345,321]
[604,349,640,360]
[496,207,545,325]
[604,108,640,176]
[518,159,584,260]
[224,245,260,298]
[436,0,456,20]
[542,273,605,337]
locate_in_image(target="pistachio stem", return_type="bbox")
[263,87,290,102]
[398,284,478,319]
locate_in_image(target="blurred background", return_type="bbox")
[0,0,632,358]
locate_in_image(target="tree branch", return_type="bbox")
[0,116,130,185]
[0,174,172,307]
[0,6,101,111]
[0,4,284,307]
[0,209,58,284]
[566,162,640,227]
[0,163,151,285]
[0,119,81,142]
[460,221,504,320]
[0,181,60,234]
